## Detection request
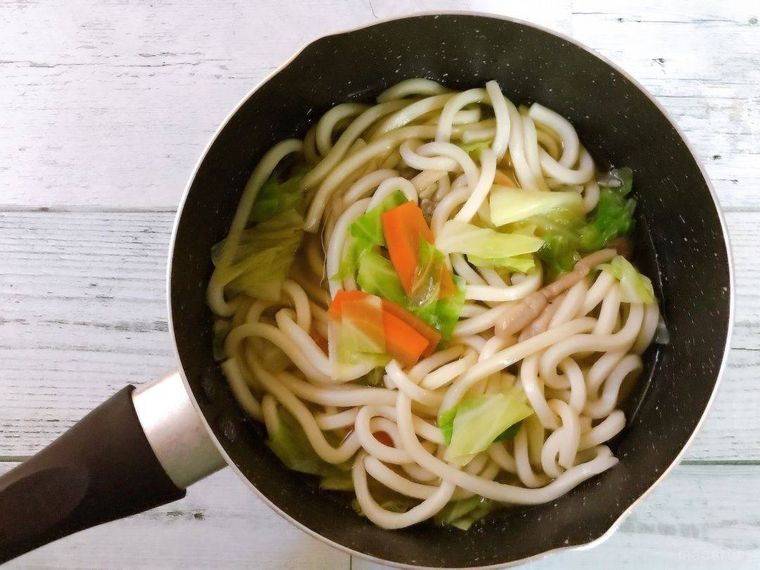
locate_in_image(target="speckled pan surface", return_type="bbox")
[168,14,732,569]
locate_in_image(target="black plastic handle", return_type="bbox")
[0,386,186,563]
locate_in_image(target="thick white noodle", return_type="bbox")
[210,81,660,530]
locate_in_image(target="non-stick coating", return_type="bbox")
[169,14,732,568]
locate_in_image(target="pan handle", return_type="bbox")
[0,372,225,563]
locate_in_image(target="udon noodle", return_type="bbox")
[207,79,660,530]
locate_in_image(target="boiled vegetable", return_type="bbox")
[382,201,434,293]
[413,275,466,342]
[382,310,431,367]
[579,167,636,252]
[250,165,309,223]
[467,253,536,274]
[329,290,437,366]
[439,387,534,465]
[598,255,655,304]
[382,299,441,356]
[212,209,304,301]
[356,248,408,305]
[350,190,408,246]
[436,220,544,259]
[337,294,387,366]
[433,495,495,531]
[489,186,584,227]
[267,406,352,489]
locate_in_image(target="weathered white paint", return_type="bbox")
[4,464,758,569]
[1,211,754,460]
[1,0,758,567]
[2,0,757,209]
[3,464,351,570]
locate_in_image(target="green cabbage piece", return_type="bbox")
[413,275,465,342]
[537,226,583,276]
[342,196,467,342]
[531,167,637,277]
[334,191,408,281]
[598,255,656,304]
[489,187,584,227]
[333,235,373,281]
[266,406,352,489]
[579,167,636,251]
[436,220,544,259]
[249,164,309,223]
[494,420,522,442]
[356,248,407,305]
[350,190,408,246]
[434,496,496,531]
[352,497,417,517]
[457,139,493,160]
[439,387,534,466]
[212,209,304,301]
[467,253,536,274]
[319,471,354,491]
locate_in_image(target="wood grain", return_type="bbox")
[358,465,760,569]
[1,0,758,567]
[0,210,756,460]
[5,463,755,569]
[2,464,350,570]
[570,0,760,211]
[3,0,757,210]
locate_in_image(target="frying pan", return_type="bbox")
[0,13,733,568]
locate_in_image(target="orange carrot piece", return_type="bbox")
[494,169,518,187]
[438,265,457,300]
[374,431,394,447]
[328,289,369,319]
[382,310,430,367]
[381,299,440,356]
[382,202,434,294]
[310,331,329,354]
[342,295,386,352]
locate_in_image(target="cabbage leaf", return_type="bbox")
[212,209,304,301]
[598,255,655,304]
[436,220,544,259]
[489,186,584,227]
[439,387,534,465]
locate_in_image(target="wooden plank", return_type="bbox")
[569,0,760,211]
[0,0,571,211]
[353,464,760,570]
[4,463,757,569]
[1,464,350,569]
[0,210,756,460]
[3,0,755,210]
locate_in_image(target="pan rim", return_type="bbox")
[165,10,735,569]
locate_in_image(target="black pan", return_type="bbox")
[0,13,733,568]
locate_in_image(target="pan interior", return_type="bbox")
[169,14,731,568]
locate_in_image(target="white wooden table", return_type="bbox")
[1,1,758,568]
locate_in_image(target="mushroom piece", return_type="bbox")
[495,248,618,338]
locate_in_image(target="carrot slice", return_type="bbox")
[381,299,440,356]
[328,290,369,319]
[382,202,434,294]
[330,289,436,365]
[374,431,394,447]
[438,265,457,299]
[494,169,518,187]
[310,330,329,354]
[382,310,430,367]
[341,295,386,354]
